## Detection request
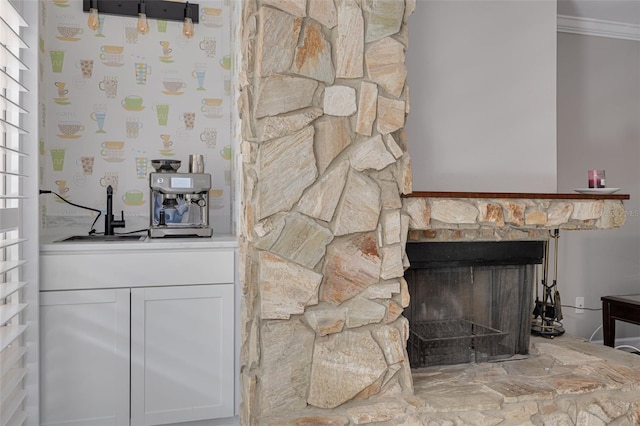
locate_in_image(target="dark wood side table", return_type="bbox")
[601,294,640,347]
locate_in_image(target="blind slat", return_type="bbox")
[0,367,26,406]
[0,340,25,377]
[0,69,28,92]
[0,283,26,300]
[0,119,28,134]
[0,324,27,352]
[0,239,25,250]
[0,44,27,70]
[0,388,26,426]
[0,94,27,115]
[4,410,26,426]
[0,305,26,327]
[0,260,26,275]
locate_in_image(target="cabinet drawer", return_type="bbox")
[41,249,234,290]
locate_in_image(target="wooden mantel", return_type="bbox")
[404,191,630,200]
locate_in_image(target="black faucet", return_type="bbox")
[105,185,125,235]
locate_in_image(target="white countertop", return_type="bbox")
[40,230,238,253]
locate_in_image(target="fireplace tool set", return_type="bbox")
[531,229,565,338]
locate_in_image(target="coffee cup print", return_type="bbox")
[192,64,207,90]
[78,156,95,175]
[57,25,83,41]
[154,104,170,126]
[55,180,69,194]
[100,141,125,162]
[121,95,144,111]
[210,189,224,209]
[200,127,217,148]
[220,145,232,160]
[199,37,216,58]
[126,117,143,138]
[101,45,124,54]
[125,23,139,43]
[181,112,196,130]
[90,104,107,134]
[134,62,152,85]
[159,134,173,156]
[157,20,168,33]
[55,82,68,97]
[50,148,66,171]
[57,121,84,139]
[162,79,186,95]
[220,55,232,71]
[54,82,70,104]
[201,8,222,28]
[100,53,124,67]
[99,76,118,98]
[201,98,223,118]
[135,157,148,179]
[159,41,173,63]
[49,50,65,73]
[99,172,119,191]
[122,190,144,206]
[77,59,94,78]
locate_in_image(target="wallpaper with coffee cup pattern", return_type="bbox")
[39,0,234,234]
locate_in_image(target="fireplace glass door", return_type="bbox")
[404,242,542,368]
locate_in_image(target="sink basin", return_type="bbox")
[55,234,147,243]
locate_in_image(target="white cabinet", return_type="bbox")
[40,284,235,426]
[131,285,235,425]
[40,289,130,426]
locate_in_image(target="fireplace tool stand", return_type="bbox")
[532,229,565,338]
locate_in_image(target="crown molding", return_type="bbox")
[558,15,640,41]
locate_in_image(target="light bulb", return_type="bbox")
[182,17,194,38]
[87,0,100,31]
[182,3,194,39]
[137,1,149,35]
[137,12,149,34]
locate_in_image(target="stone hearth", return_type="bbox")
[236,0,635,424]
[255,335,640,425]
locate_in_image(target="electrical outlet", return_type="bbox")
[575,297,585,314]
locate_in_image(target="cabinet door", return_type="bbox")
[130,284,234,426]
[40,289,130,426]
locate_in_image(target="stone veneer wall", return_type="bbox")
[403,196,627,242]
[238,0,416,423]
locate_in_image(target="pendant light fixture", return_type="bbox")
[182,1,194,39]
[83,0,200,32]
[137,0,150,35]
[87,0,100,30]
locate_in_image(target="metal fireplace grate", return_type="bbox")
[408,319,508,368]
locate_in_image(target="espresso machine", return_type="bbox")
[149,159,213,238]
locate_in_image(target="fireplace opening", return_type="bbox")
[404,241,545,368]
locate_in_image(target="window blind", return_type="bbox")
[0,1,34,425]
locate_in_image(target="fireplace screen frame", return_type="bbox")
[404,241,545,368]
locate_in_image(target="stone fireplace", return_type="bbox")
[237,0,637,424]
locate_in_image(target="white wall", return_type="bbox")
[406,1,557,192]
[557,32,640,340]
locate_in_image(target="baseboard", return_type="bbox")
[591,336,640,352]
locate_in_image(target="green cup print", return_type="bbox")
[50,148,65,171]
[219,55,231,70]
[122,95,143,111]
[157,20,168,32]
[220,146,232,160]
[122,190,144,205]
[154,104,169,126]
[50,50,65,73]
